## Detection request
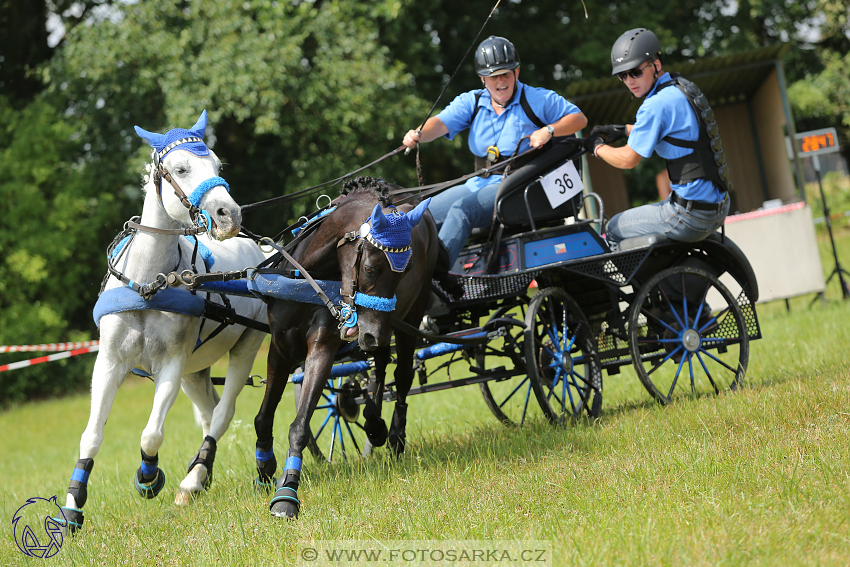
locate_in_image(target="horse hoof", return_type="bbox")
[135,468,166,499]
[254,476,277,494]
[53,507,84,535]
[174,490,194,507]
[364,419,388,448]
[270,486,300,519]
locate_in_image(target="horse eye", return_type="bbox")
[364,265,376,276]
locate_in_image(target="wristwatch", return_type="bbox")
[546,125,555,137]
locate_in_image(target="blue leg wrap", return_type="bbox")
[68,458,94,508]
[269,449,302,517]
[135,449,166,499]
[255,438,277,489]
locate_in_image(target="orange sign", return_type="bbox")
[795,128,839,156]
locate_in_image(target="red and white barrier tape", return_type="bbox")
[0,341,99,354]
[0,345,99,373]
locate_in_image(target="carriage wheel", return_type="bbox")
[627,266,748,404]
[477,300,536,426]
[293,375,369,463]
[524,287,602,424]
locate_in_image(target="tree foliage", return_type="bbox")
[0,0,846,403]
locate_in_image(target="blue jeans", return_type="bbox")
[428,180,500,265]
[605,194,730,250]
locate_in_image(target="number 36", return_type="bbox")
[554,175,574,194]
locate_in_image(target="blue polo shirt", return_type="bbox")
[436,81,582,192]
[628,72,725,203]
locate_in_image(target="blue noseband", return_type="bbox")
[354,292,397,312]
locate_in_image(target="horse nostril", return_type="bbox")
[362,333,378,348]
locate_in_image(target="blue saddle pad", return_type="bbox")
[247,273,342,305]
[93,286,206,328]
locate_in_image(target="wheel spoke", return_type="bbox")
[646,347,684,376]
[666,355,687,399]
[696,351,720,394]
[688,353,695,394]
[328,419,337,462]
[315,412,332,439]
[520,380,532,425]
[641,307,679,334]
[336,419,346,461]
[563,372,577,415]
[498,375,531,409]
[549,367,562,389]
[343,420,361,456]
[697,346,739,373]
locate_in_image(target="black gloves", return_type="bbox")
[581,135,604,154]
[590,124,627,144]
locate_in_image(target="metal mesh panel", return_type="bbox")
[561,249,651,286]
[433,271,539,306]
[593,319,632,369]
[737,289,761,340]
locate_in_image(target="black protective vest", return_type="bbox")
[657,73,732,193]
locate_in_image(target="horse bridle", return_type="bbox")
[101,148,232,299]
[141,148,212,236]
[334,219,408,340]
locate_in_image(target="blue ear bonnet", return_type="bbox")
[363,199,430,272]
[134,110,210,160]
[157,127,210,159]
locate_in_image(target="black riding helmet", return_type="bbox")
[475,36,520,77]
[610,28,662,75]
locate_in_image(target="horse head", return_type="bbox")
[134,110,241,241]
[334,185,430,351]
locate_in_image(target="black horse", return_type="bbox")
[253,176,438,518]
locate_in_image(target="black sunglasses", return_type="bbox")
[617,61,653,81]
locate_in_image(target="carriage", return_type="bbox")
[270,139,762,462]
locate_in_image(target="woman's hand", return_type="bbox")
[529,127,553,148]
[402,129,421,149]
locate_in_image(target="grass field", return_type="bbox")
[2,220,850,566]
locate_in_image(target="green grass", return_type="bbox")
[2,226,850,566]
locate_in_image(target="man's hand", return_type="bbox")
[581,135,605,154]
[590,124,627,144]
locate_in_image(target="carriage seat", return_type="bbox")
[495,138,584,229]
[617,233,669,252]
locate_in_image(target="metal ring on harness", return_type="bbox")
[179,270,196,287]
[316,194,332,209]
[258,237,276,254]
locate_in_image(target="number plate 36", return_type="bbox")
[540,160,584,209]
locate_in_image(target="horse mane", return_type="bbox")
[338,175,422,207]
